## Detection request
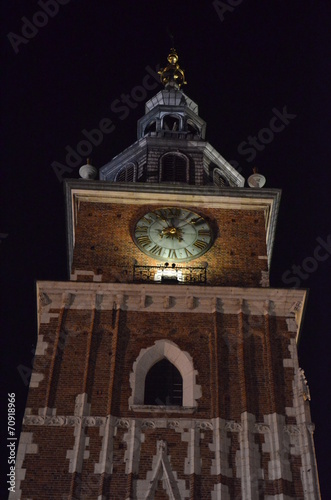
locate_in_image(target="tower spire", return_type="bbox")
[158,48,187,89]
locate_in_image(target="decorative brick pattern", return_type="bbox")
[15,277,321,498]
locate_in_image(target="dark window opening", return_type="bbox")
[163,115,180,132]
[161,154,188,183]
[144,358,183,406]
[116,164,136,182]
[213,169,230,187]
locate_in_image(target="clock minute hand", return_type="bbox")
[176,217,203,229]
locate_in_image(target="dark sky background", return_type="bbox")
[1,0,330,497]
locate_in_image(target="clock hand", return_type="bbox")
[160,226,184,242]
[176,217,202,229]
[153,212,171,227]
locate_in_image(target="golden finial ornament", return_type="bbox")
[158,48,187,89]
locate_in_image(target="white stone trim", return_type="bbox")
[34,334,48,355]
[17,411,321,498]
[210,418,232,477]
[265,496,295,500]
[29,372,44,388]
[36,282,307,340]
[129,339,201,408]
[9,432,38,500]
[135,440,189,499]
[123,419,143,475]
[263,413,292,482]
[182,427,201,475]
[131,405,196,414]
[292,367,321,498]
[236,412,262,499]
[66,394,91,473]
[260,270,270,287]
[94,415,117,475]
[211,483,231,500]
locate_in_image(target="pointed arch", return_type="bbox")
[129,339,201,408]
[144,358,183,406]
[136,440,189,499]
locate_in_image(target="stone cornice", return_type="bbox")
[37,281,306,340]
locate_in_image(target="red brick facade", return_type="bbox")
[15,281,317,499]
[72,201,268,287]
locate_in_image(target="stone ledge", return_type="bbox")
[130,405,197,414]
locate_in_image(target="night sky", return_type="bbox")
[1,1,330,496]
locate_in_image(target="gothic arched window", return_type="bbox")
[129,339,201,408]
[160,153,189,183]
[144,358,183,406]
[116,163,137,182]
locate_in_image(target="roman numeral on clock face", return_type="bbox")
[198,229,211,237]
[140,216,154,224]
[136,235,152,247]
[168,208,181,217]
[158,207,181,218]
[150,244,163,256]
[191,216,204,225]
[134,208,213,262]
[184,248,193,257]
[168,249,178,259]
[193,239,208,250]
[135,225,148,233]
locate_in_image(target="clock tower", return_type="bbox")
[14,50,320,499]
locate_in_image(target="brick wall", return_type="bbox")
[18,302,307,498]
[72,201,268,287]
[27,308,295,420]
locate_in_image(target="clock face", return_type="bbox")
[133,207,213,262]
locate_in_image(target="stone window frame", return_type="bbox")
[129,339,201,410]
[161,113,183,132]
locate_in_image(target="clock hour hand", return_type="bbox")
[160,226,183,242]
[153,212,171,226]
